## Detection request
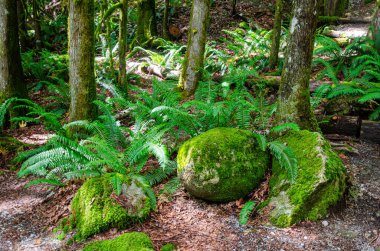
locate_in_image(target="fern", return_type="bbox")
[268,141,298,183]
[239,201,256,225]
[270,123,300,134]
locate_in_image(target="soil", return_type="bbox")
[0,130,379,251]
[1,1,379,250]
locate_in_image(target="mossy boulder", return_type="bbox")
[71,173,152,239]
[267,130,346,227]
[177,127,269,202]
[82,232,154,251]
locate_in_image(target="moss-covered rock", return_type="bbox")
[71,173,151,239]
[177,127,269,202]
[82,232,154,251]
[267,130,346,227]
[160,243,177,251]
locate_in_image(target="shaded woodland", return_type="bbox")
[0,0,379,250]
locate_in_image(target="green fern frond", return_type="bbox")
[358,92,380,103]
[24,178,64,188]
[239,201,256,225]
[327,85,364,99]
[270,123,300,134]
[268,141,298,183]
[252,133,267,151]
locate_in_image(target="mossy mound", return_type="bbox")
[71,173,151,239]
[177,127,269,202]
[267,130,346,227]
[160,243,177,251]
[82,232,154,251]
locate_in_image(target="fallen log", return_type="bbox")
[360,120,380,144]
[318,16,372,24]
[319,115,361,137]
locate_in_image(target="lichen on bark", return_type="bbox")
[68,0,97,121]
[178,0,211,95]
[276,0,320,131]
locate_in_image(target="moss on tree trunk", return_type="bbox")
[370,0,380,53]
[269,0,283,70]
[135,0,157,46]
[68,0,97,121]
[178,0,211,95]
[0,0,27,105]
[276,0,320,131]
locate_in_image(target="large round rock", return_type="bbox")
[177,127,269,202]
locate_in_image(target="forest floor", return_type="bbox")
[1,1,379,250]
[0,130,379,251]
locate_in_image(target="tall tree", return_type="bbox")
[16,0,28,51]
[276,0,320,131]
[0,0,27,104]
[32,0,42,50]
[68,0,97,121]
[178,0,211,95]
[118,0,128,88]
[269,0,283,70]
[135,0,157,46]
[163,0,169,39]
[370,0,380,53]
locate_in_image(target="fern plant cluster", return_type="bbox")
[313,36,380,120]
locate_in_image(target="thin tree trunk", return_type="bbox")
[232,0,237,15]
[68,0,97,121]
[17,0,28,51]
[276,0,320,131]
[118,0,128,89]
[0,0,27,105]
[269,0,283,70]
[370,0,380,52]
[178,0,211,95]
[135,0,157,46]
[32,0,42,50]
[163,0,169,39]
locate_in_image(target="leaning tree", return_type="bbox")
[0,0,27,105]
[276,0,320,131]
[68,0,97,121]
[179,0,211,95]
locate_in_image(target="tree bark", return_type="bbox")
[276,0,320,131]
[68,0,97,121]
[178,0,211,95]
[135,0,157,46]
[269,0,283,70]
[118,0,128,89]
[16,0,28,51]
[163,0,169,39]
[370,0,380,53]
[0,0,27,105]
[32,0,42,50]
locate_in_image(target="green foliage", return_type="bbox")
[239,201,256,225]
[313,36,380,120]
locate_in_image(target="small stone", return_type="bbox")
[322,220,329,227]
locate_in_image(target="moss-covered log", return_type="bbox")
[276,0,320,131]
[68,0,97,121]
[178,0,211,95]
[0,0,27,106]
[135,0,157,46]
[269,0,283,70]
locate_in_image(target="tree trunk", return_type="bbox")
[163,0,169,39]
[232,0,237,15]
[349,0,364,10]
[276,0,320,131]
[118,0,128,89]
[178,0,211,95]
[16,0,28,51]
[32,0,42,50]
[323,0,347,16]
[0,0,27,105]
[269,0,283,70]
[370,0,380,53]
[135,0,157,46]
[68,0,97,121]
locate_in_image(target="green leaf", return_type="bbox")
[239,201,256,225]
[24,178,64,188]
[268,141,298,183]
[111,175,123,196]
[270,123,300,134]
[252,133,267,151]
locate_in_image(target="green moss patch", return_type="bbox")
[71,173,151,239]
[177,127,269,202]
[267,130,346,227]
[82,232,154,251]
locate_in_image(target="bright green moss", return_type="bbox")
[268,130,346,227]
[71,173,151,239]
[82,232,154,251]
[160,243,176,251]
[177,127,270,202]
